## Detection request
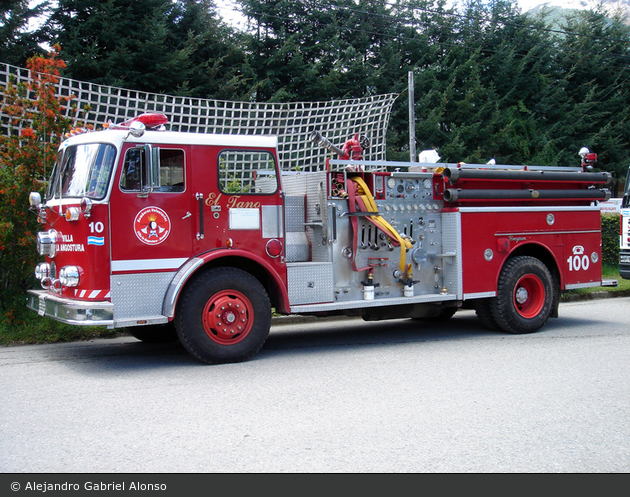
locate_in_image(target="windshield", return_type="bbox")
[47,143,117,200]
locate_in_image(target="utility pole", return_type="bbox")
[408,70,416,163]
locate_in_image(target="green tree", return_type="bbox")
[167,0,252,98]
[47,0,190,93]
[411,0,550,163]
[239,0,452,102]
[0,0,49,66]
[46,0,248,98]
[237,0,460,161]
[539,7,630,177]
[33,0,630,179]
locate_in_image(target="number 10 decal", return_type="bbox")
[87,221,105,247]
[89,222,104,233]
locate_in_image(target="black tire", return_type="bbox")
[490,256,554,334]
[128,322,178,343]
[175,267,272,364]
[473,299,499,331]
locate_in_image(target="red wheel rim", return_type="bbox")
[513,274,545,318]
[202,290,253,345]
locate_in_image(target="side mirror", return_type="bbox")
[29,191,42,208]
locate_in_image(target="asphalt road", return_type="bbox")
[1,297,629,473]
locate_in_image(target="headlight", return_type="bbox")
[59,266,81,287]
[36,229,57,257]
[34,263,51,280]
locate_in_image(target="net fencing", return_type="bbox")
[0,62,398,172]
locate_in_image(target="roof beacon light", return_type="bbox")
[117,113,168,130]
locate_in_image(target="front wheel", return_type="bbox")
[490,256,554,334]
[175,267,272,364]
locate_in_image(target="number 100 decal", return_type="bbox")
[567,245,597,271]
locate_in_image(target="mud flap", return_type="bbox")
[551,278,561,318]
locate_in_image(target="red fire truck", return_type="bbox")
[26,113,615,364]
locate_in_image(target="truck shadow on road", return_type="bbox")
[265,313,492,351]
[260,310,608,359]
[37,310,604,371]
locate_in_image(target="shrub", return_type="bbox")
[601,213,620,267]
[0,46,74,321]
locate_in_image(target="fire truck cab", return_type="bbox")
[27,113,614,364]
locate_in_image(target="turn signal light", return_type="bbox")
[65,207,81,221]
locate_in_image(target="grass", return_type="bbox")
[1,264,628,347]
[0,315,121,347]
[0,294,123,347]
[561,264,630,298]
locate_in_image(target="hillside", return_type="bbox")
[520,0,630,21]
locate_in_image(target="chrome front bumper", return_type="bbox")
[26,289,114,327]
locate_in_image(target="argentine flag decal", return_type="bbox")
[87,236,105,246]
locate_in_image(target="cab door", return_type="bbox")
[109,143,193,273]
[191,146,284,262]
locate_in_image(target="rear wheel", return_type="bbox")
[490,256,554,334]
[473,299,499,331]
[175,267,272,364]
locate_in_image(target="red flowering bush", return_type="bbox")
[0,46,75,315]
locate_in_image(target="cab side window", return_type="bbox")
[120,148,145,192]
[218,150,277,194]
[120,148,185,193]
[157,149,185,192]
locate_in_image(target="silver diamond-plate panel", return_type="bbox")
[441,211,462,299]
[308,226,329,262]
[281,172,328,221]
[111,272,175,321]
[281,173,308,195]
[285,195,305,232]
[305,172,332,263]
[282,172,331,262]
[285,231,310,262]
[0,63,397,173]
[287,262,334,305]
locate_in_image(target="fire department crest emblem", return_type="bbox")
[134,206,171,245]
